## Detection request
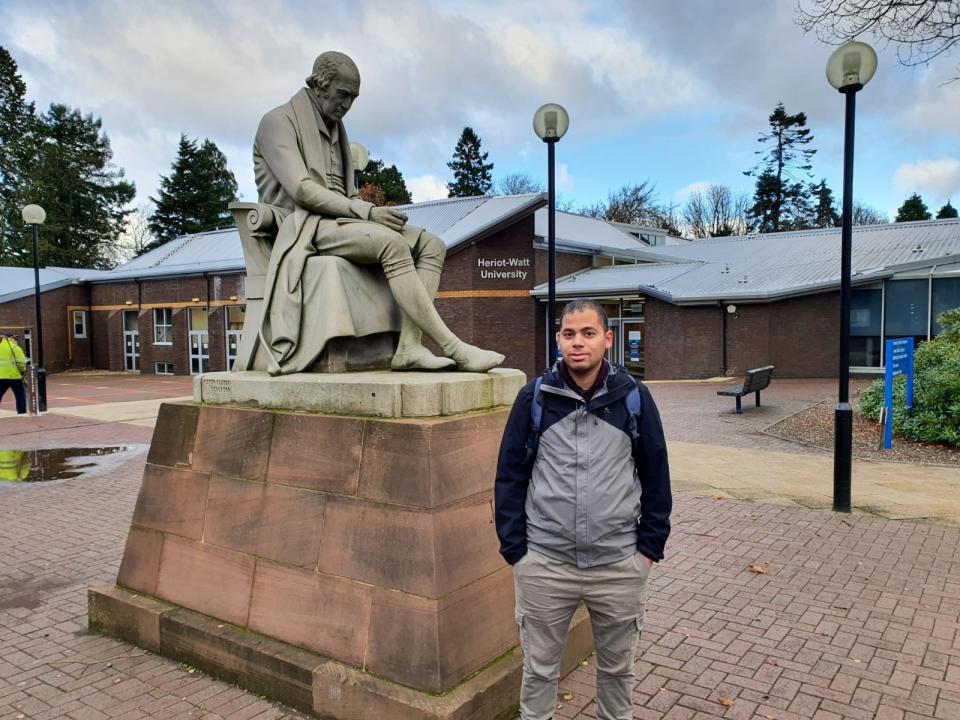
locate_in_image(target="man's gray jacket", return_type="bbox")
[495,361,671,568]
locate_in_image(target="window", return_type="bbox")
[885,279,928,349]
[850,288,881,367]
[153,308,173,344]
[155,361,174,375]
[932,277,960,336]
[72,310,87,338]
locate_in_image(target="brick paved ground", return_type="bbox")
[649,378,873,456]
[2,374,958,720]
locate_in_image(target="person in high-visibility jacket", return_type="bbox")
[0,333,28,415]
[0,449,30,482]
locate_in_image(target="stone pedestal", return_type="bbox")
[90,370,593,720]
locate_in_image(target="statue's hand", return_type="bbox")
[370,207,408,233]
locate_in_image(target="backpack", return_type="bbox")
[524,372,642,465]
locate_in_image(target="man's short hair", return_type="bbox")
[560,299,609,332]
[306,51,360,92]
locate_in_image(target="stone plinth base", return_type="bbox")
[194,368,526,418]
[90,585,593,720]
[91,370,594,718]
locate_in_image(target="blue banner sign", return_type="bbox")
[883,337,915,450]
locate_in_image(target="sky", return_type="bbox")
[2,0,959,226]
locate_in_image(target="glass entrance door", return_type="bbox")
[225,306,245,370]
[621,320,644,378]
[122,311,140,372]
[188,308,209,374]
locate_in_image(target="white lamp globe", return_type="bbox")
[826,41,878,90]
[21,204,46,225]
[532,103,570,141]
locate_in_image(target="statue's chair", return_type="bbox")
[228,202,401,373]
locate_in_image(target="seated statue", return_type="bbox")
[252,50,504,375]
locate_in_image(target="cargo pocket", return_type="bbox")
[515,610,528,656]
[632,615,644,660]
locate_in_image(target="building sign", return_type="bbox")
[883,337,914,450]
[627,331,642,362]
[477,257,530,281]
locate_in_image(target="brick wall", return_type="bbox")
[644,293,841,380]
[0,284,93,373]
[87,274,245,375]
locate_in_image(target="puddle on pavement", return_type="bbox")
[0,447,134,483]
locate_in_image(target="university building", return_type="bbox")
[1,194,958,381]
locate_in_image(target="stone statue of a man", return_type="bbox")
[253,51,504,374]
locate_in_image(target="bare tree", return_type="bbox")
[683,185,753,238]
[104,203,156,265]
[496,172,544,195]
[852,200,889,225]
[796,0,960,82]
[581,182,660,225]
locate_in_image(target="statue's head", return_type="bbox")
[306,51,361,122]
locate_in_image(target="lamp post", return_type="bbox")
[825,42,877,512]
[350,142,370,192]
[532,103,569,367]
[21,204,47,412]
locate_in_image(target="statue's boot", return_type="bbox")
[391,267,456,371]
[387,270,505,373]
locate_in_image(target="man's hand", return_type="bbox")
[643,556,655,570]
[370,206,408,233]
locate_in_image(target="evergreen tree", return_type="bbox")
[895,193,932,222]
[936,200,958,219]
[0,46,38,266]
[446,127,493,197]
[355,158,412,205]
[22,104,136,268]
[147,135,238,250]
[811,179,840,228]
[744,102,817,232]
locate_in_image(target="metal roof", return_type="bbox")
[399,193,546,250]
[100,194,547,282]
[533,209,688,262]
[0,266,112,304]
[533,218,960,303]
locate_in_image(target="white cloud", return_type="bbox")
[894,159,960,204]
[673,181,712,203]
[407,175,449,203]
[556,163,573,192]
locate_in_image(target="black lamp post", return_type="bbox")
[21,203,47,412]
[532,103,569,367]
[825,42,877,512]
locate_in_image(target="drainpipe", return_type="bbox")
[719,301,727,376]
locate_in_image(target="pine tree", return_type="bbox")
[895,193,932,222]
[25,104,136,268]
[355,158,412,205]
[446,127,493,197]
[812,179,840,228]
[147,135,238,250]
[0,46,38,266]
[936,200,958,219]
[745,102,817,232]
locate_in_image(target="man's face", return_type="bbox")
[317,71,360,122]
[557,308,613,375]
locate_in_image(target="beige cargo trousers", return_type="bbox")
[513,549,651,720]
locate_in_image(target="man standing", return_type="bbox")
[495,299,671,720]
[253,51,503,374]
[0,333,28,415]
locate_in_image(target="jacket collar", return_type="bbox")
[540,360,633,406]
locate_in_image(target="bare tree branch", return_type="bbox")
[796,0,960,81]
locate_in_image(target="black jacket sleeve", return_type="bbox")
[633,384,672,562]
[494,381,535,565]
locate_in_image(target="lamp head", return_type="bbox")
[350,142,370,173]
[21,204,46,225]
[532,103,569,141]
[826,41,878,91]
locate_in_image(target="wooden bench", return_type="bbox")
[717,365,775,414]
